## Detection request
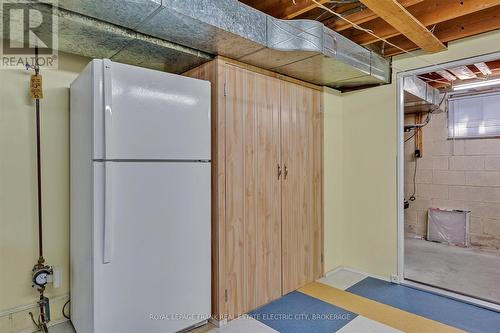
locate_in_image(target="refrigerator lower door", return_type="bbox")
[92,162,211,333]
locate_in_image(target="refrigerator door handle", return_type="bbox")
[103,162,113,264]
[103,59,113,159]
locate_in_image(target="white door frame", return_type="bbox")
[396,51,500,312]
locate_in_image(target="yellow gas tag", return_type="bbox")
[30,74,43,99]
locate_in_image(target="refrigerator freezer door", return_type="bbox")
[92,161,211,333]
[95,60,211,161]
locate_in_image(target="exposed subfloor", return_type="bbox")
[405,238,500,304]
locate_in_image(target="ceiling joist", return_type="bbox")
[449,66,477,80]
[345,0,500,46]
[436,70,457,81]
[358,0,446,53]
[242,0,331,20]
[327,0,423,31]
[284,0,328,19]
[475,62,493,75]
[420,60,500,89]
[383,6,500,56]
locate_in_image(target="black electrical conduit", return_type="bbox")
[404,92,448,208]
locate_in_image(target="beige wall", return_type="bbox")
[404,112,500,250]
[1,28,500,331]
[323,30,500,279]
[341,84,399,278]
[323,88,344,272]
[323,82,398,278]
[0,52,89,331]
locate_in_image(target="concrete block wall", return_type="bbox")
[404,112,500,250]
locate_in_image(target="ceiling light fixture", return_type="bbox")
[453,78,500,91]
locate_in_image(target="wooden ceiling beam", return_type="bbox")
[238,0,273,12]
[436,70,457,81]
[357,0,445,53]
[316,3,361,23]
[346,0,500,46]
[327,0,423,31]
[449,66,477,79]
[382,6,500,56]
[421,62,500,88]
[240,0,330,19]
[242,0,361,21]
[474,62,493,75]
[283,0,329,19]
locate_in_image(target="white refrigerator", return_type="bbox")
[70,59,211,333]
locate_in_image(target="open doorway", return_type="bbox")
[398,53,500,308]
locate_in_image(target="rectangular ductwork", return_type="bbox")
[36,0,391,89]
[404,76,445,113]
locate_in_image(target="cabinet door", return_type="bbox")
[281,81,323,295]
[224,64,282,316]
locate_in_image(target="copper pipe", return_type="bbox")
[31,46,49,332]
[34,46,44,266]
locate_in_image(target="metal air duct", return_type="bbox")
[36,0,392,88]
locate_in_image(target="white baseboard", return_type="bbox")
[323,265,346,277]
[323,265,392,283]
[0,294,69,318]
[18,318,70,333]
[209,317,227,328]
[0,294,70,333]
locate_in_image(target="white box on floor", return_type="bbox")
[427,208,470,247]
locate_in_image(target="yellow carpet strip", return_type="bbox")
[298,282,465,333]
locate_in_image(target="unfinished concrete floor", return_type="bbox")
[405,238,500,304]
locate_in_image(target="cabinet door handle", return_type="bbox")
[284,164,288,180]
[277,164,282,180]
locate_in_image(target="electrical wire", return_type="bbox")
[309,1,455,207]
[311,0,455,74]
[62,299,70,320]
[289,0,458,85]
[403,129,417,203]
[404,131,416,143]
[403,93,448,206]
[408,154,418,202]
[405,91,448,132]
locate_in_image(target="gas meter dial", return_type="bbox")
[32,267,52,289]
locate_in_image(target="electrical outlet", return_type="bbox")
[52,266,62,288]
[390,274,400,284]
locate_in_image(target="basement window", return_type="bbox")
[448,91,500,139]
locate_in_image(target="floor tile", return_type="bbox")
[210,317,278,333]
[47,321,75,333]
[347,277,500,333]
[250,291,356,333]
[300,282,463,333]
[318,269,367,290]
[337,316,403,333]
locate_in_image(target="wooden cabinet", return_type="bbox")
[224,64,283,316]
[184,57,323,321]
[281,82,323,295]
